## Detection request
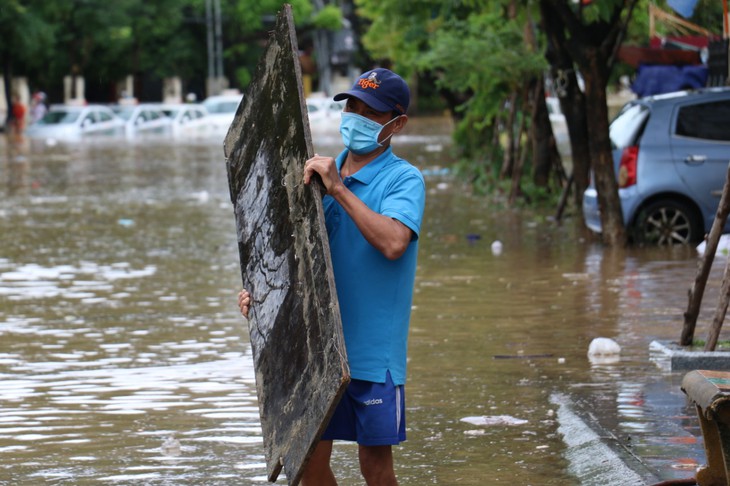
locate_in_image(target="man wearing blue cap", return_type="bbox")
[239,68,425,485]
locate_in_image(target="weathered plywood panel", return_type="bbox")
[224,6,349,485]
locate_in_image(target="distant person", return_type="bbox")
[30,92,47,123]
[238,68,425,485]
[10,94,26,137]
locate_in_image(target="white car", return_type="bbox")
[111,103,172,137]
[202,94,243,132]
[306,97,345,134]
[159,103,211,138]
[26,105,125,140]
[306,97,345,121]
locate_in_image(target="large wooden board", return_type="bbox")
[224,5,350,485]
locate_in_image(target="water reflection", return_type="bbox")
[0,121,721,484]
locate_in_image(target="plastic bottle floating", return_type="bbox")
[587,337,621,364]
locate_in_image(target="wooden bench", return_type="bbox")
[682,370,730,486]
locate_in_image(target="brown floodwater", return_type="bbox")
[0,118,724,485]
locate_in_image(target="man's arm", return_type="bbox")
[303,155,412,260]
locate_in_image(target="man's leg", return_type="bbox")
[301,440,337,486]
[359,444,397,486]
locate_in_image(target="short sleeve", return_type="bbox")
[381,169,426,238]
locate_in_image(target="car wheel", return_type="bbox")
[632,199,703,245]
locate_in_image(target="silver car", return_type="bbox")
[26,104,125,140]
[159,103,211,138]
[582,87,730,245]
[111,103,172,137]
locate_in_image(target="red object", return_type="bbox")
[618,45,701,67]
[12,101,26,120]
[618,146,639,188]
[649,35,711,50]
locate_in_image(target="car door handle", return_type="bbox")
[684,155,707,165]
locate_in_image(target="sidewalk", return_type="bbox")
[554,341,730,486]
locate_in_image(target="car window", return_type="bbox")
[42,111,80,124]
[98,111,112,122]
[115,108,133,121]
[609,103,649,149]
[675,100,730,142]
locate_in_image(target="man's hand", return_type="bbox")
[238,289,251,319]
[303,154,343,196]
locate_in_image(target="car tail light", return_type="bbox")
[618,146,638,188]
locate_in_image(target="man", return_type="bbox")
[238,68,425,485]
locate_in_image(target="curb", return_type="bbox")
[650,340,730,371]
[551,392,661,486]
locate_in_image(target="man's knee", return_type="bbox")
[359,445,397,485]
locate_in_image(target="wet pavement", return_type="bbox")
[0,120,727,484]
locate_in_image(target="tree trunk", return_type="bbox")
[2,51,12,129]
[542,0,638,246]
[705,260,730,351]
[582,54,626,246]
[531,79,561,187]
[500,91,518,179]
[682,163,730,345]
[540,1,592,210]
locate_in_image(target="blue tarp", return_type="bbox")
[667,0,699,18]
[631,64,708,97]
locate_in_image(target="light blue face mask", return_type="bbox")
[339,111,400,155]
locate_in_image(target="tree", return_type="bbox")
[1,1,327,105]
[356,0,555,200]
[541,0,639,246]
[0,0,54,126]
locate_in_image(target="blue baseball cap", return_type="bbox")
[334,68,410,115]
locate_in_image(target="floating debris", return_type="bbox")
[161,435,181,456]
[461,415,528,426]
[587,337,621,365]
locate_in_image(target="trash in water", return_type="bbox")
[491,240,503,256]
[161,435,181,456]
[117,219,135,227]
[460,415,528,426]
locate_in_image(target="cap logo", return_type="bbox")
[357,72,381,91]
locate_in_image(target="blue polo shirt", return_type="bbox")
[323,147,425,386]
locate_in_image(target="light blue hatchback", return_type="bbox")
[583,87,730,245]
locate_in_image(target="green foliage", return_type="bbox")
[2,0,319,99]
[312,5,342,30]
[356,0,547,199]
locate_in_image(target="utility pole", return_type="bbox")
[206,0,224,96]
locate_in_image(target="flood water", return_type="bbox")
[0,118,724,485]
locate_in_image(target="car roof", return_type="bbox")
[49,104,112,111]
[635,87,730,106]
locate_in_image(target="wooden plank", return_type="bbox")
[224,5,350,484]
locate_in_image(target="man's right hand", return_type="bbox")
[238,289,251,319]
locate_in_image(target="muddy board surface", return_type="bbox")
[224,5,350,485]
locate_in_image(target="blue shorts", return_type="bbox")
[321,371,406,446]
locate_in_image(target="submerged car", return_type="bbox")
[160,103,211,138]
[111,103,172,136]
[306,97,345,121]
[26,104,125,140]
[202,93,243,132]
[582,87,730,245]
